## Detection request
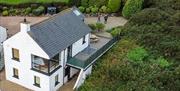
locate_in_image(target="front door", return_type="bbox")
[67,46,72,59]
[65,66,70,80]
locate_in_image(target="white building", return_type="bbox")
[3,7,93,91]
[3,7,117,91]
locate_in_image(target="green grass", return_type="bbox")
[0,0,70,5]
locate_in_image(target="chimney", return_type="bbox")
[20,18,30,32]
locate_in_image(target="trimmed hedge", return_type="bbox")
[122,0,144,18]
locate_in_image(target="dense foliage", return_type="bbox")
[0,0,69,5]
[122,0,144,18]
[107,0,121,12]
[79,0,180,91]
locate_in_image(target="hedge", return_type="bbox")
[0,0,70,5]
[122,0,144,18]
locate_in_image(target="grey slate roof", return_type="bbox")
[28,8,91,58]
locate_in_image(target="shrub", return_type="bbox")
[101,6,108,13]
[2,10,9,16]
[81,0,89,7]
[88,24,96,30]
[32,9,41,16]
[78,6,85,13]
[106,8,112,13]
[85,7,91,13]
[107,0,121,12]
[32,6,45,16]
[91,6,98,13]
[2,7,8,11]
[108,27,122,37]
[88,0,108,7]
[96,23,105,31]
[15,9,20,15]
[9,8,16,16]
[38,6,45,13]
[127,47,148,63]
[25,7,32,15]
[122,0,144,18]
[153,57,170,68]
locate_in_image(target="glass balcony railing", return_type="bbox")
[67,36,119,69]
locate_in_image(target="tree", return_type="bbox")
[107,0,121,12]
[81,0,89,7]
[122,0,144,18]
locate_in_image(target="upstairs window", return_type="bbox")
[82,36,86,44]
[12,48,19,61]
[13,68,19,79]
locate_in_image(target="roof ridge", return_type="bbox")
[31,8,73,27]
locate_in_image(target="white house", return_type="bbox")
[3,7,118,91]
[3,7,93,91]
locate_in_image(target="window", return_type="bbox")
[82,36,86,44]
[55,74,59,86]
[12,48,19,61]
[13,68,19,79]
[34,76,40,87]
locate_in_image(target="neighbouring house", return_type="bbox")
[3,7,118,91]
[0,26,7,70]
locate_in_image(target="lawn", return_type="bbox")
[0,0,70,5]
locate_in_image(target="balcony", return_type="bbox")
[31,54,61,75]
[67,34,119,69]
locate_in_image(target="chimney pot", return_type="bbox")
[24,18,27,22]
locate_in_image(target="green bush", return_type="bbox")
[100,6,108,13]
[106,8,112,13]
[38,6,45,13]
[32,6,45,16]
[32,9,41,16]
[2,7,8,11]
[127,47,148,63]
[85,7,91,13]
[153,57,170,68]
[88,24,96,30]
[91,6,98,13]
[107,0,121,12]
[96,23,105,31]
[122,0,144,18]
[108,27,122,37]
[25,7,32,15]
[81,0,89,7]
[2,10,9,16]
[88,0,108,7]
[9,8,16,16]
[78,6,85,13]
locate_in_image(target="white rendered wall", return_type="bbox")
[70,67,79,78]
[72,33,90,57]
[73,65,92,89]
[3,32,52,91]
